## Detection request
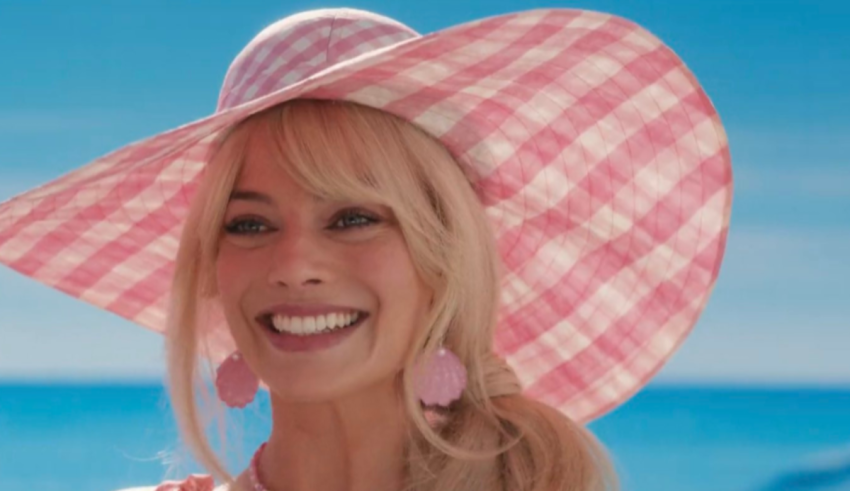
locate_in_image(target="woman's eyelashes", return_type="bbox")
[329,208,380,230]
[223,216,270,236]
[223,208,380,236]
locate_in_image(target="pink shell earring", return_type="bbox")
[215,351,259,408]
[413,345,467,407]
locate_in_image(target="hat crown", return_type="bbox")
[216,8,419,111]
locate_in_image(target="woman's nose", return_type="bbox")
[266,228,328,288]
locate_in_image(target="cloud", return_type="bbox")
[734,166,850,199]
[718,227,850,290]
[0,175,58,203]
[653,225,850,385]
[727,125,850,198]
[0,111,113,134]
[0,265,165,380]
[0,266,154,378]
[656,312,850,385]
[0,319,165,381]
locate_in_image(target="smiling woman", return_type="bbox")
[211,101,438,409]
[0,6,732,491]
[168,97,615,491]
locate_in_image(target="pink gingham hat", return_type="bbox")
[0,7,732,422]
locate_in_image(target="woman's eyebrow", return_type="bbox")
[228,190,274,204]
[228,189,331,204]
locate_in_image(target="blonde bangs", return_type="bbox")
[224,100,433,217]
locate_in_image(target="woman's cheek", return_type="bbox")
[353,242,415,287]
[216,250,255,302]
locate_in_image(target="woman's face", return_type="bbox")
[215,129,432,403]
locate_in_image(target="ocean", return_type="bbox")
[1,384,849,491]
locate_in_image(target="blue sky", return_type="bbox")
[0,0,847,384]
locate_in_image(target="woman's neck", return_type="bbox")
[250,381,410,491]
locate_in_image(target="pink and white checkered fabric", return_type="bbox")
[0,8,732,423]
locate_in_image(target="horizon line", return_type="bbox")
[1,376,849,392]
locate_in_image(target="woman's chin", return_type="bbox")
[264,367,399,406]
[266,379,366,404]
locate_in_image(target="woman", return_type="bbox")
[0,7,733,491]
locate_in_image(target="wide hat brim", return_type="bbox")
[0,8,732,423]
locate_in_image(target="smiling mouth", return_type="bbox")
[257,311,369,337]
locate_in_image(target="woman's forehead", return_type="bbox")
[238,148,285,181]
[240,121,355,175]
[234,135,356,203]
[233,155,308,202]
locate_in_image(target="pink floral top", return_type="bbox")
[152,474,217,491]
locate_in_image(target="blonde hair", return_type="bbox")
[166,99,619,491]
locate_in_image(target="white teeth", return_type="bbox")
[270,311,361,336]
[304,316,317,334]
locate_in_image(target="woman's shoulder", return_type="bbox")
[115,474,228,491]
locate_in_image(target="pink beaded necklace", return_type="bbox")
[248,442,269,491]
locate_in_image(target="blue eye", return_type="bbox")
[223,210,378,236]
[331,210,379,230]
[223,218,269,235]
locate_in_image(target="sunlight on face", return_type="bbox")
[214,127,431,403]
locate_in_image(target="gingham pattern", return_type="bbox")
[0,8,732,423]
